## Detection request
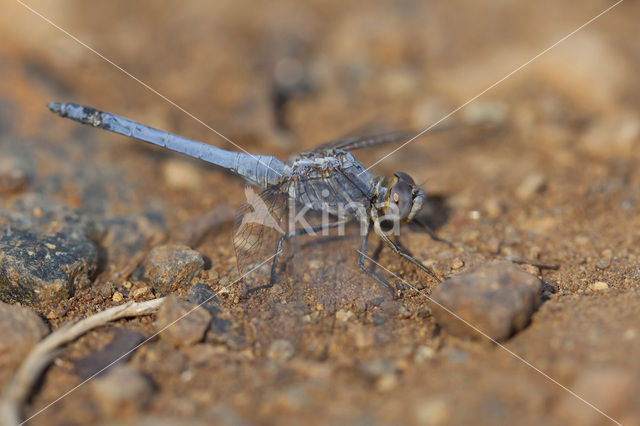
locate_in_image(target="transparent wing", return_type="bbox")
[312,131,411,152]
[232,184,289,275]
[312,122,460,153]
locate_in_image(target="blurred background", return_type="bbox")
[1,0,639,424]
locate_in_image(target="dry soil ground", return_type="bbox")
[1,1,639,425]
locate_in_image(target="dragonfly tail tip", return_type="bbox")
[47,102,62,114]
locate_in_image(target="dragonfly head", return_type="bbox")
[384,172,424,223]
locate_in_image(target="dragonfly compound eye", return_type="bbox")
[389,181,413,220]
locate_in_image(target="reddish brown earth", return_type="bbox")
[1,1,639,425]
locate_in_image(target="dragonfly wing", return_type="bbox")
[232,184,289,275]
[312,131,412,152]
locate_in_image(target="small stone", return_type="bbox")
[335,308,354,322]
[90,364,155,415]
[515,174,546,201]
[131,286,151,300]
[155,295,211,346]
[589,281,610,291]
[112,291,123,302]
[162,158,203,190]
[0,301,49,360]
[268,339,295,361]
[415,397,451,426]
[375,373,398,392]
[595,259,610,270]
[430,262,542,341]
[185,283,221,316]
[484,198,505,219]
[413,346,436,363]
[144,244,205,296]
[451,259,464,270]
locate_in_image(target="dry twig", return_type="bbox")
[0,298,165,426]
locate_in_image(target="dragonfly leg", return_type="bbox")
[358,223,402,297]
[413,218,454,248]
[246,220,347,295]
[374,222,442,284]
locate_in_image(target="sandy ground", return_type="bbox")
[1,0,639,424]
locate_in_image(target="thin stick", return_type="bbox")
[0,298,165,426]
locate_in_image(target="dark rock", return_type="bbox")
[186,283,221,315]
[430,262,542,342]
[0,301,49,361]
[185,284,244,348]
[90,364,155,415]
[144,244,204,295]
[73,328,146,380]
[0,226,99,307]
[155,295,211,346]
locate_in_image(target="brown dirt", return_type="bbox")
[1,0,639,424]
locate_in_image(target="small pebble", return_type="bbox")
[413,346,436,363]
[451,259,464,270]
[335,308,354,322]
[162,158,203,190]
[589,281,610,291]
[595,259,610,270]
[484,198,505,219]
[144,244,205,296]
[515,174,546,201]
[155,295,212,346]
[415,397,450,426]
[90,365,154,415]
[430,261,541,341]
[0,301,49,360]
[268,339,295,361]
[131,286,152,299]
[112,291,123,302]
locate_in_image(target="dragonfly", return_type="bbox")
[48,102,449,294]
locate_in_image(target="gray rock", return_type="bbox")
[90,364,155,415]
[155,295,211,346]
[144,244,204,295]
[0,301,49,360]
[0,226,99,307]
[430,262,542,341]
